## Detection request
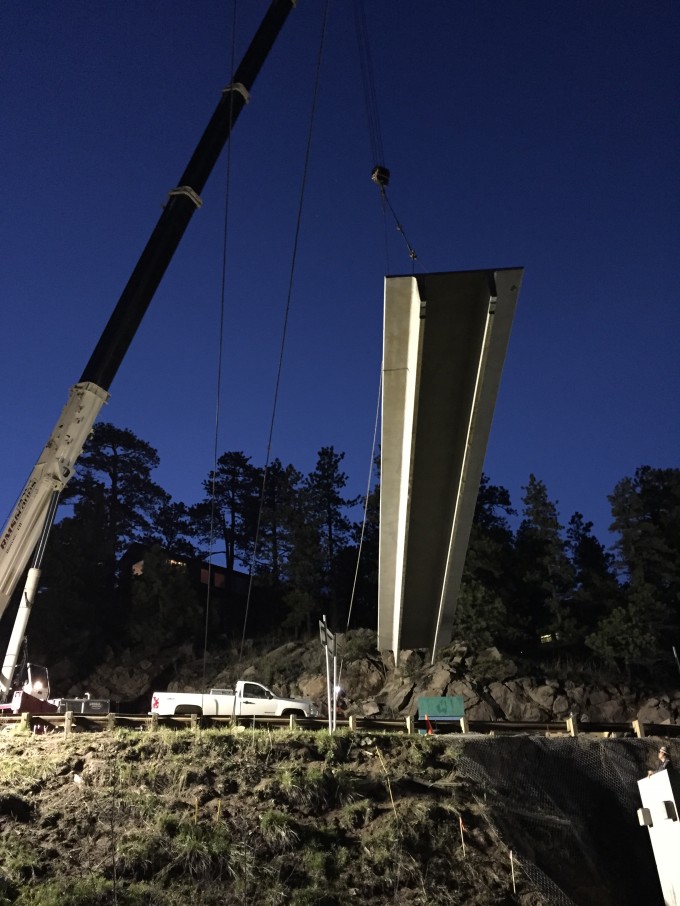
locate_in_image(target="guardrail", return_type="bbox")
[1,710,679,740]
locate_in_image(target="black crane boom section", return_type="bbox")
[80,0,295,391]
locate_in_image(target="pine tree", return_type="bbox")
[456,475,514,646]
[192,451,262,576]
[62,422,169,556]
[151,498,196,559]
[585,583,663,677]
[302,447,359,629]
[281,501,324,637]
[256,459,302,585]
[566,512,621,638]
[608,466,680,596]
[514,474,575,641]
[593,466,680,673]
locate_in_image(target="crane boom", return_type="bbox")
[0,0,296,698]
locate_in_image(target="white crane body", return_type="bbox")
[0,382,109,696]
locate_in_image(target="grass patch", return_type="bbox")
[260,809,300,851]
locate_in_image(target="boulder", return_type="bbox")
[396,649,426,675]
[586,688,611,706]
[527,684,556,712]
[588,699,631,723]
[552,695,570,717]
[488,681,545,721]
[447,679,475,696]
[342,661,385,697]
[466,699,497,721]
[376,679,415,715]
[637,701,673,724]
[297,674,327,703]
[419,666,453,698]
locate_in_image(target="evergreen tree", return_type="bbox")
[302,447,359,628]
[192,452,262,575]
[455,580,508,648]
[514,474,575,641]
[281,496,325,636]
[608,466,680,597]
[589,466,680,673]
[585,583,664,677]
[151,497,196,559]
[566,512,621,637]
[256,459,302,585]
[464,475,515,592]
[62,422,169,557]
[456,475,514,646]
[35,422,174,664]
[305,447,358,573]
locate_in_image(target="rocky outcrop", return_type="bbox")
[72,630,680,729]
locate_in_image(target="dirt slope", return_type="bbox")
[0,726,663,905]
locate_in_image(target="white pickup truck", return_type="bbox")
[150,680,319,719]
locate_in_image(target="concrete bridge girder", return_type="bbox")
[378,268,522,655]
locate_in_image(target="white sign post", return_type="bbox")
[319,616,336,733]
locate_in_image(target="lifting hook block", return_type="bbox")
[371,165,390,188]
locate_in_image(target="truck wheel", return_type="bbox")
[174,705,203,716]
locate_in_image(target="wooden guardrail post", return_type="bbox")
[632,719,646,738]
[190,714,198,732]
[107,713,115,731]
[64,711,73,736]
[566,715,578,737]
[150,713,158,732]
[405,715,414,735]
[459,716,469,735]
[348,714,358,732]
[289,714,297,730]
[19,712,30,732]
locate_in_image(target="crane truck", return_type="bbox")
[0,1,296,712]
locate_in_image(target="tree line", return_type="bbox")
[17,422,680,680]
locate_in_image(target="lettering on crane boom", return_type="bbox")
[1,479,38,551]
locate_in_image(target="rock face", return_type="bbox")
[74,629,680,729]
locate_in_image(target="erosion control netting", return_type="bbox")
[457,735,665,906]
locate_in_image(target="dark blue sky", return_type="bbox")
[1,1,677,549]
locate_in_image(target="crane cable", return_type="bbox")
[344,368,381,634]
[376,181,420,272]
[354,0,420,273]
[238,0,331,662]
[353,0,384,175]
[202,1,239,687]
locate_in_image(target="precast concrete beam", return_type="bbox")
[378,268,522,655]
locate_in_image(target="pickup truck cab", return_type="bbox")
[150,680,318,719]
